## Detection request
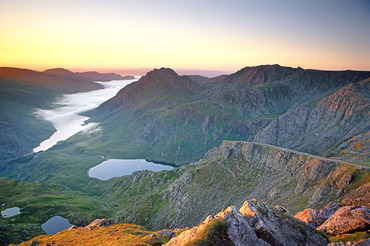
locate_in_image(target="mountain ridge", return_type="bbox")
[77,64,370,165]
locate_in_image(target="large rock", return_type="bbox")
[165,200,328,246]
[239,200,328,246]
[317,206,370,235]
[295,202,340,227]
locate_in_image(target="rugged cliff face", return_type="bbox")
[104,141,369,231]
[253,79,370,163]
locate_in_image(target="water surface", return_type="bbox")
[41,216,73,235]
[33,78,138,152]
[1,207,20,218]
[88,159,174,180]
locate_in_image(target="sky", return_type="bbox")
[0,0,369,73]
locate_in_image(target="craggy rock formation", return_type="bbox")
[317,206,370,235]
[294,202,340,227]
[253,79,370,163]
[165,200,328,246]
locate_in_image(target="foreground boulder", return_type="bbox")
[165,199,328,246]
[317,206,370,235]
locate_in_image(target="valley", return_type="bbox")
[0,65,369,245]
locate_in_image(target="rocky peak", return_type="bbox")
[165,199,328,246]
[144,67,179,82]
[100,67,202,111]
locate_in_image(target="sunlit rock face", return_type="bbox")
[165,200,328,246]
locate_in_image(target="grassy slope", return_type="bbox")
[16,224,173,246]
[0,177,110,244]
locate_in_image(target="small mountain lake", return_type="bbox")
[41,216,73,235]
[1,207,20,218]
[88,159,174,180]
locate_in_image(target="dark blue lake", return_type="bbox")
[41,216,73,235]
[88,159,174,180]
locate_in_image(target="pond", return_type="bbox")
[1,207,20,218]
[41,216,73,235]
[88,159,174,180]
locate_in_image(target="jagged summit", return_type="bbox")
[144,67,178,81]
[100,66,202,110]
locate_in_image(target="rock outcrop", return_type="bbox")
[165,200,328,246]
[294,202,340,227]
[317,206,370,235]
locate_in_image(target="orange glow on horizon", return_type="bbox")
[1,1,369,73]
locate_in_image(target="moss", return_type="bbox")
[183,219,234,246]
[329,231,369,243]
[316,230,330,242]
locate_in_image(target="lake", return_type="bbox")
[1,207,20,218]
[41,216,73,235]
[33,78,138,152]
[88,159,174,180]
